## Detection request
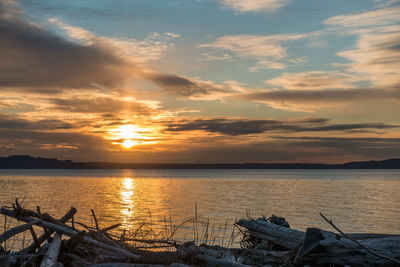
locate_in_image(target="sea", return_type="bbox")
[1,169,399,246]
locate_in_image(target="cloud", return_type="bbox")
[200,53,232,61]
[219,0,292,13]
[322,6,400,87]
[0,1,137,91]
[0,114,73,130]
[148,74,233,99]
[337,27,400,87]
[248,61,286,72]
[50,96,158,115]
[50,18,179,63]
[198,33,315,72]
[200,33,307,58]
[236,88,400,112]
[110,134,400,163]
[0,1,224,99]
[0,126,109,160]
[324,6,400,28]
[199,33,308,70]
[264,71,358,90]
[166,117,399,136]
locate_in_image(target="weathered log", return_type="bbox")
[0,207,140,260]
[91,264,192,267]
[236,218,304,249]
[177,241,224,259]
[40,221,140,260]
[63,230,87,252]
[40,232,62,267]
[194,254,251,267]
[0,220,39,243]
[0,255,17,267]
[61,252,91,266]
[294,227,400,266]
[320,212,400,265]
[177,241,286,266]
[347,233,400,240]
[168,264,193,267]
[91,264,166,267]
[238,249,287,265]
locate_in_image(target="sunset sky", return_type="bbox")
[1,0,400,163]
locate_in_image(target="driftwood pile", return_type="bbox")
[1,200,400,266]
[176,215,400,266]
[0,200,186,267]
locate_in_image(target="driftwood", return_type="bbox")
[24,206,77,253]
[1,200,399,267]
[235,216,400,266]
[40,232,62,267]
[235,218,304,249]
[320,212,400,265]
[195,254,250,267]
[0,206,140,261]
[294,227,400,266]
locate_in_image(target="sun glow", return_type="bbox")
[122,139,135,149]
[107,124,157,149]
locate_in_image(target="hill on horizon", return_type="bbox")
[1,155,400,169]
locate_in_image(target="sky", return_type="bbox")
[0,0,400,163]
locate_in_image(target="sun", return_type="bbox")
[107,124,157,149]
[122,139,135,149]
[117,125,144,140]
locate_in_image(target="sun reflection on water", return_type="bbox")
[120,177,135,227]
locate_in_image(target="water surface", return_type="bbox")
[1,169,399,241]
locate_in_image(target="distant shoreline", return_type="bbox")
[1,155,400,169]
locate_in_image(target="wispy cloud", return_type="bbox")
[324,6,400,28]
[337,27,400,87]
[236,88,400,112]
[199,33,308,70]
[265,71,358,90]
[49,18,179,63]
[219,0,292,13]
[324,6,400,87]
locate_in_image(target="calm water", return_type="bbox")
[1,169,399,240]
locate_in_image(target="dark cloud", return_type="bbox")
[0,115,73,130]
[111,136,400,163]
[0,1,226,98]
[150,74,207,96]
[0,127,110,161]
[50,97,156,115]
[148,73,229,97]
[166,118,399,136]
[273,136,400,143]
[267,136,400,161]
[0,1,132,92]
